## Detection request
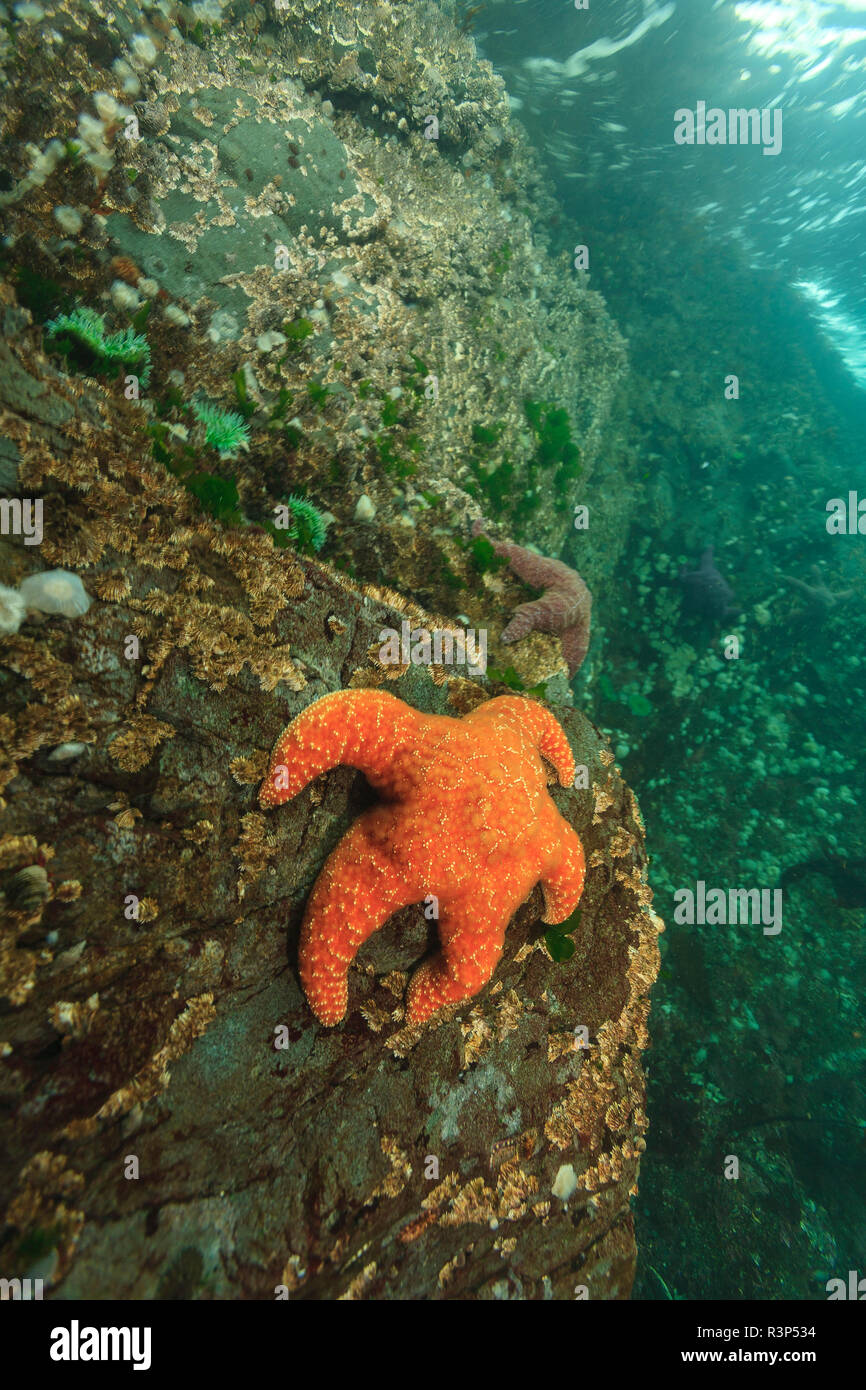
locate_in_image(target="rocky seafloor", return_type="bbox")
[0,0,661,1299]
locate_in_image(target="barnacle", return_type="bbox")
[0,584,26,637]
[8,864,50,918]
[109,256,142,287]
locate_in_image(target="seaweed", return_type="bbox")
[488,241,512,279]
[524,398,581,494]
[269,386,294,422]
[130,300,151,333]
[545,908,581,963]
[373,432,416,478]
[184,472,242,524]
[12,264,73,322]
[232,370,256,421]
[306,378,331,409]
[469,534,506,574]
[283,316,315,349]
[439,555,464,592]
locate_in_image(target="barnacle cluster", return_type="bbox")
[0,585,26,637]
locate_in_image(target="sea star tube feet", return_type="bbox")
[259,689,586,1026]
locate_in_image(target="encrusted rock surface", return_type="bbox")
[0,0,625,686]
[0,318,661,1299]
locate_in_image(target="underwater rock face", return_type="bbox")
[0,324,660,1300]
[0,0,626,630]
[105,83,382,322]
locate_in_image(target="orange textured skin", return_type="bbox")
[259,690,585,1027]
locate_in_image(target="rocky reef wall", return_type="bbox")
[0,316,660,1298]
[0,0,625,688]
[0,0,660,1301]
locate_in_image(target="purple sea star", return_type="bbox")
[780,566,855,613]
[679,547,740,620]
[473,522,592,677]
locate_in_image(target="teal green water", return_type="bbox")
[473,0,866,1299]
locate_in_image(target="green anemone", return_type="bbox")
[192,400,251,458]
[44,306,151,386]
[282,494,329,552]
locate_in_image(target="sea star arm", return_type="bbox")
[493,541,574,594]
[488,540,565,641]
[475,527,591,676]
[260,689,421,807]
[780,573,811,597]
[540,823,586,922]
[781,573,855,607]
[406,899,508,1025]
[298,812,418,1025]
[500,598,548,642]
[560,621,590,677]
[471,696,576,787]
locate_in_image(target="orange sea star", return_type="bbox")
[259,689,586,1026]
